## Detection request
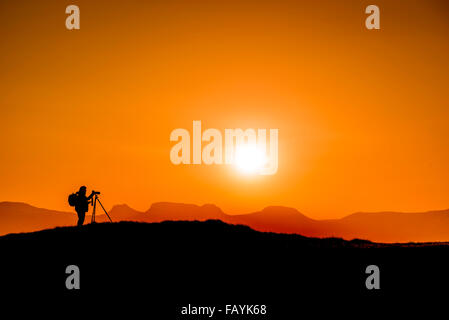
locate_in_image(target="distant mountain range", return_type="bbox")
[1,201,449,243]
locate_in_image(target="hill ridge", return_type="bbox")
[1,201,449,243]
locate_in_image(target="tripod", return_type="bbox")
[91,194,113,223]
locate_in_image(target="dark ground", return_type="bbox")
[0,220,447,317]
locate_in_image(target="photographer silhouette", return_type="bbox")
[74,186,95,226]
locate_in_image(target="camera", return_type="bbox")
[92,190,101,195]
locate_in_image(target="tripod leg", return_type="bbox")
[97,198,113,222]
[92,196,97,223]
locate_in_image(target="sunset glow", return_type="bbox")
[0,0,448,220]
[234,144,268,175]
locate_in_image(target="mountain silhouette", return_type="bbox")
[145,202,228,222]
[101,204,142,221]
[1,201,449,242]
[230,206,319,234]
[0,202,75,235]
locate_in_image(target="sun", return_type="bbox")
[234,143,267,174]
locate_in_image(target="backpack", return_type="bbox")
[68,193,78,207]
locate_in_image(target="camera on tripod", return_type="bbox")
[90,190,112,223]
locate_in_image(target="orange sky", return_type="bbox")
[0,0,448,219]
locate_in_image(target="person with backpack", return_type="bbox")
[69,186,95,226]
